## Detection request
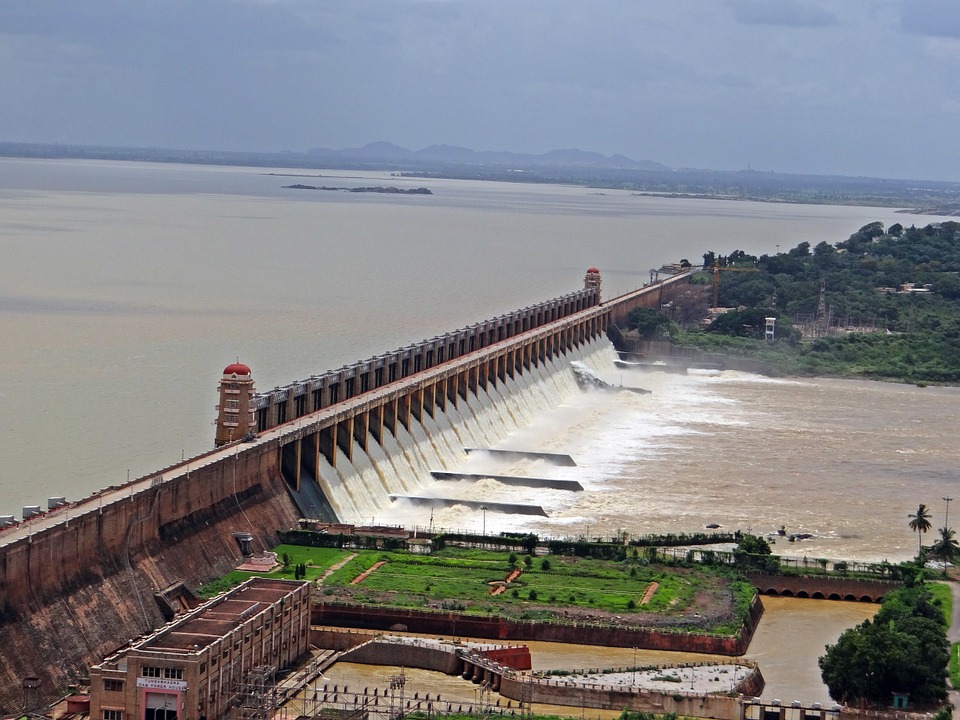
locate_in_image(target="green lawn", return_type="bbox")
[194,544,754,634]
[931,582,959,690]
[196,545,352,598]
[951,643,960,690]
[930,581,953,626]
[318,546,753,633]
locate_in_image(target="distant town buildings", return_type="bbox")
[874,282,933,295]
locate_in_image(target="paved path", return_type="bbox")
[318,552,357,585]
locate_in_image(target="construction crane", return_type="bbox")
[710,257,759,309]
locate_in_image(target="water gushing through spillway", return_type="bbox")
[306,337,620,525]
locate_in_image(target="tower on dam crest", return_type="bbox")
[214,361,257,447]
[584,266,601,300]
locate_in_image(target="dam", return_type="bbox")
[0,268,693,711]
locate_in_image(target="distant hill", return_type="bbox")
[306,141,671,172]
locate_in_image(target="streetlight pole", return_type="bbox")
[944,497,953,531]
[481,506,488,538]
[632,646,637,687]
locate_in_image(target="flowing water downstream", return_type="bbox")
[296,594,878,711]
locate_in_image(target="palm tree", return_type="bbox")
[908,504,933,563]
[930,526,960,577]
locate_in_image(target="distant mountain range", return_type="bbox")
[1,140,958,211]
[306,141,672,172]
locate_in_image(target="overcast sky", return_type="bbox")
[1,0,959,181]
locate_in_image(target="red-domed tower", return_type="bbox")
[215,362,257,447]
[584,267,602,301]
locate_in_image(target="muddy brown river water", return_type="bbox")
[295,596,877,711]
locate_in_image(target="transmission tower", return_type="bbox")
[815,279,828,337]
[232,665,278,720]
[388,671,406,720]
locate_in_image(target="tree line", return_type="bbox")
[627,221,960,383]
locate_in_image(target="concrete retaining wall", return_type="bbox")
[341,641,463,675]
[500,674,749,720]
[312,596,763,656]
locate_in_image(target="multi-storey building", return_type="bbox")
[90,578,311,720]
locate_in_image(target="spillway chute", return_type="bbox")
[429,470,582,491]
[463,448,577,466]
[387,495,549,517]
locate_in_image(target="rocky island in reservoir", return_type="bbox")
[283,183,432,194]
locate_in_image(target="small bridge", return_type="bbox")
[746,573,898,603]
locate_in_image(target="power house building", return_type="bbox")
[90,578,311,720]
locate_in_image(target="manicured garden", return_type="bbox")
[197,544,755,634]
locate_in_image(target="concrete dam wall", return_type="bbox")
[0,271,693,711]
[279,331,615,524]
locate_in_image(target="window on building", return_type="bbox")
[144,692,178,720]
[142,667,162,678]
[104,679,124,692]
[103,709,124,720]
[163,668,183,680]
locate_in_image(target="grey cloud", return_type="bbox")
[728,0,839,27]
[0,0,322,53]
[0,0,957,180]
[901,0,960,38]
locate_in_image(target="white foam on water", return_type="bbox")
[305,338,957,563]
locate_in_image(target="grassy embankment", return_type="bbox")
[671,328,960,383]
[198,545,755,635]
